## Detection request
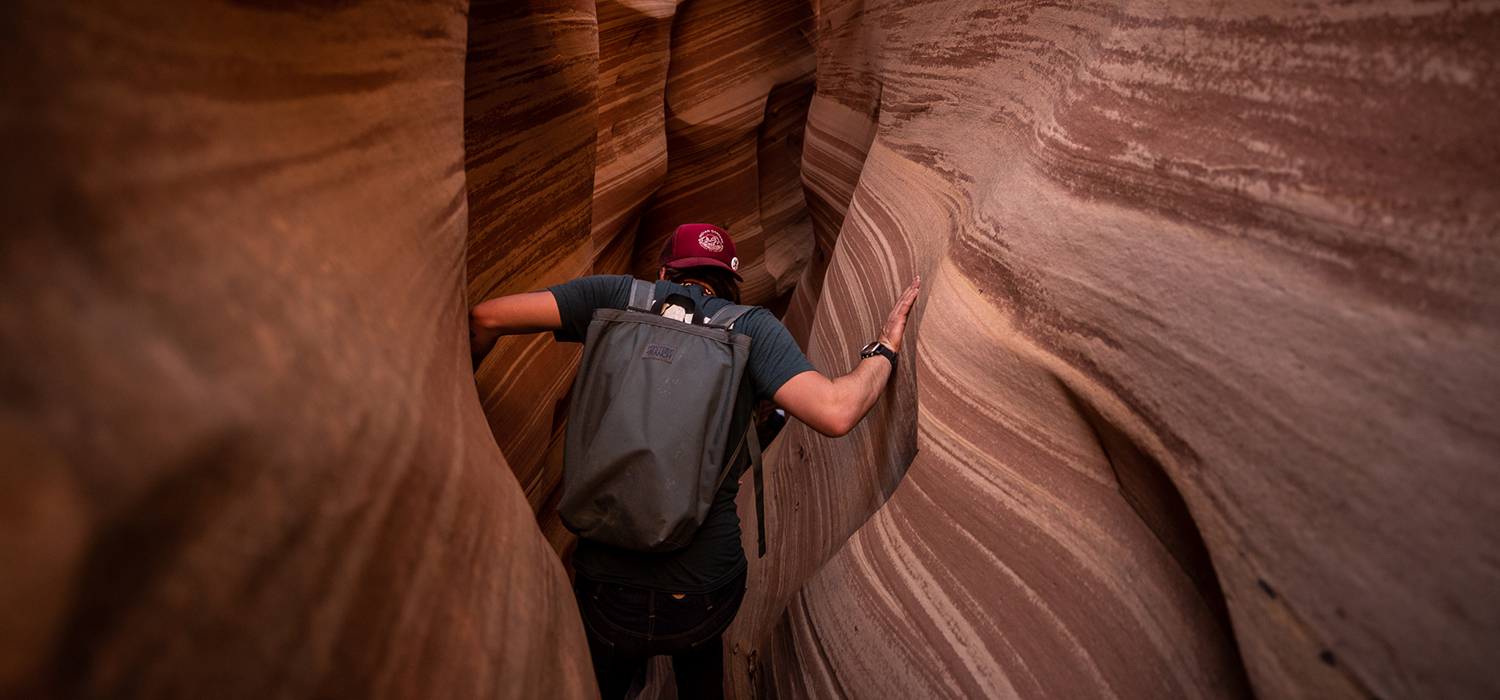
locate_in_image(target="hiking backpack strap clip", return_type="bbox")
[704,304,753,330]
[627,278,656,312]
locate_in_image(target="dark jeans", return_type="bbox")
[573,569,748,700]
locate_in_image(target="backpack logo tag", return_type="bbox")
[643,343,677,363]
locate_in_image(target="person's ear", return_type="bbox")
[658,267,668,280]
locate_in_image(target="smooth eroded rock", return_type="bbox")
[725,2,1500,699]
[1,1,593,697]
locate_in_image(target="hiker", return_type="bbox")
[469,224,919,700]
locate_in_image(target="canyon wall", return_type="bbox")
[0,0,593,698]
[3,0,1497,699]
[725,2,1500,700]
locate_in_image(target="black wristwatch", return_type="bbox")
[860,340,897,371]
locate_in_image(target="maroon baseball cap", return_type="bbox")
[658,223,742,280]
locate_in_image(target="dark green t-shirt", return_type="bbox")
[549,274,815,593]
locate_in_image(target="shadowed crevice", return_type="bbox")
[1066,389,1254,697]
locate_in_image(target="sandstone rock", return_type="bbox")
[0,0,592,697]
[592,0,680,276]
[466,0,600,560]
[6,0,1497,699]
[629,0,817,305]
[725,1,1500,699]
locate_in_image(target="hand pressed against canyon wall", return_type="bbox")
[725,1,1500,700]
[0,0,592,697]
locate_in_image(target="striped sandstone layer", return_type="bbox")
[466,0,600,560]
[725,2,1500,700]
[627,0,818,307]
[0,1,592,698]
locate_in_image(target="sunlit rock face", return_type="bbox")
[725,2,1500,700]
[0,0,591,697]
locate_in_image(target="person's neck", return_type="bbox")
[681,279,716,297]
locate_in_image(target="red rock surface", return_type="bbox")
[466,0,600,560]
[0,0,592,697]
[4,0,1498,699]
[725,2,1500,700]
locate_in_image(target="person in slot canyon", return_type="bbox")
[469,224,919,699]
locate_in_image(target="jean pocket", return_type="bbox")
[678,589,746,648]
[593,590,649,627]
[576,598,619,667]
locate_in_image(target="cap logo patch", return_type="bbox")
[730,256,739,271]
[698,230,725,252]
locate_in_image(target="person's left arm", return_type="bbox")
[771,277,920,437]
[469,291,563,368]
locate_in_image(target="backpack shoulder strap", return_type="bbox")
[705,304,754,329]
[627,278,656,312]
[716,418,768,558]
[748,416,766,557]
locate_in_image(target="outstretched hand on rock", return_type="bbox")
[771,275,921,437]
[878,276,921,354]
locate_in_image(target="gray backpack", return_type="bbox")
[559,279,765,553]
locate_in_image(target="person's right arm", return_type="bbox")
[469,291,563,368]
[772,277,920,437]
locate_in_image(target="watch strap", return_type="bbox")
[861,341,897,371]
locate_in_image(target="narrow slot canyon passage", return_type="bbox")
[2,1,1498,699]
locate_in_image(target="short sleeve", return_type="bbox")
[738,308,817,400]
[547,274,633,343]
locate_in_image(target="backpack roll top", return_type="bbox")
[559,283,754,552]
